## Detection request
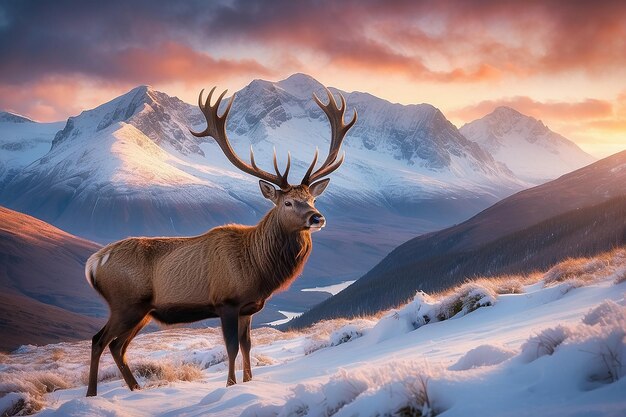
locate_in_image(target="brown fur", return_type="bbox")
[85,84,355,396]
[85,185,321,396]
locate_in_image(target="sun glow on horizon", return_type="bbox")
[0,1,624,158]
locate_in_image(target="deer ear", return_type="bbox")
[309,178,330,197]
[259,180,279,204]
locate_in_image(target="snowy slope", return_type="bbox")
[0,112,64,186]
[1,249,624,416]
[0,75,530,317]
[460,106,596,183]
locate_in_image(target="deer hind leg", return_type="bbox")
[238,315,252,382]
[109,315,151,391]
[220,306,240,386]
[87,321,116,396]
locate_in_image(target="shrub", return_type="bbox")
[544,257,611,286]
[304,324,365,355]
[396,375,437,417]
[0,371,71,416]
[134,361,203,384]
[520,326,570,363]
[583,300,625,326]
[436,283,497,321]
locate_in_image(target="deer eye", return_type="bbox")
[284,201,292,207]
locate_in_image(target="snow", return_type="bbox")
[0,79,535,320]
[266,311,303,327]
[460,106,596,184]
[301,280,356,296]
[1,249,625,416]
[2,78,528,215]
[0,119,63,181]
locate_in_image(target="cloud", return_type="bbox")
[451,96,614,122]
[2,0,626,124]
[0,77,112,121]
[2,0,626,87]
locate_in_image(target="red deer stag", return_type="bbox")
[84,86,357,396]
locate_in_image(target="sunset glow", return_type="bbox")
[1,0,625,157]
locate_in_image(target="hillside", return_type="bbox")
[0,206,105,351]
[1,250,624,416]
[287,151,626,327]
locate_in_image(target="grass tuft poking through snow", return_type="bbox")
[0,372,71,416]
[1,248,625,416]
[304,324,366,355]
[134,361,203,385]
[520,325,571,362]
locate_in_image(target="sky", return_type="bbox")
[0,0,625,157]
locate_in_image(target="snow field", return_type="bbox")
[0,249,624,416]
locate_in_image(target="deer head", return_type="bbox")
[190,86,357,233]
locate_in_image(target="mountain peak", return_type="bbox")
[50,85,202,154]
[460,106,596,183]
[0,111,35,123]
[276,73,325,99]
[492,106,523,117]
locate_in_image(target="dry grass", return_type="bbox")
[543,249,626,288]
[544,257,609,286]
[396,375,437,417]
[435,282,497,321]
[50,348,65,362]
[251,327,299,344]
[0,371,72,416]
[134,361,203,384]
[79,366,119,386]
[251,354,276,367]
[1,393,46,417]
[520,326,570,363]
[471,275,536,295]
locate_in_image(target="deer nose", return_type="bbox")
[309,213,326,228]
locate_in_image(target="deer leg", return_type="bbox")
[87,321,116,397]
[220,306,239,386]
[238,315,252,382]
[109,315,150,391]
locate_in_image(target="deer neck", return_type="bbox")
[251,209,312,297]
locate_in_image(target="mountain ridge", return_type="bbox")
[0,74,591,319]
[460,106,596,183]
[286,150,626,328]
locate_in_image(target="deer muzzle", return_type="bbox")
[307,213,326,231]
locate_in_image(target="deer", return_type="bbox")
[84,86,357,396]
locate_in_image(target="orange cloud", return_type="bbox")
[0,77,124,122]
[451,96,614,122]
[112,42,273,84]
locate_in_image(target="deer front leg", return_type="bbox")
[220,306,240,386]
[238,315,252,382]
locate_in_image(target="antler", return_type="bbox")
[189,87,291,190]
[301,87,357,185]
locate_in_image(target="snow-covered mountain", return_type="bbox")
[2,250,624,416]
[0,74,528,316]
[460,106,596,183]
[0,111,35,123]
[0,112,64,187]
